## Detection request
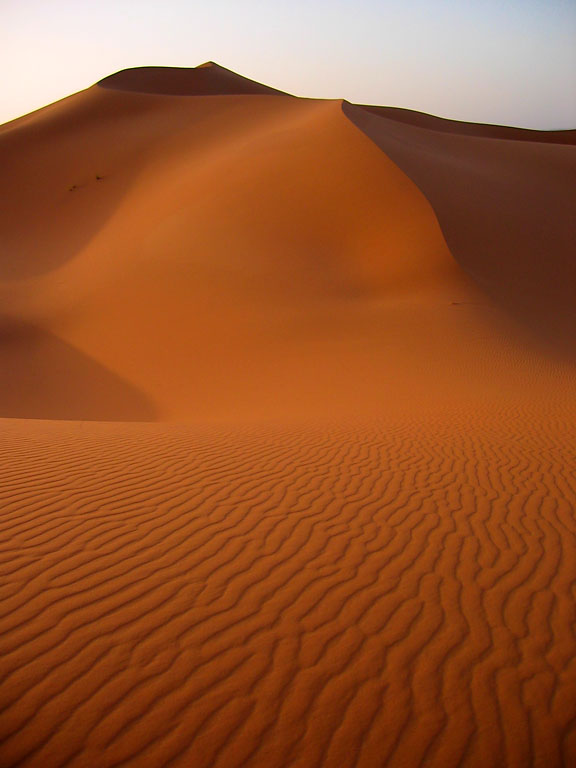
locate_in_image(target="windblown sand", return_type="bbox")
[0,63,574,767]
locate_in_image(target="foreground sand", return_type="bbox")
[1,407,575,768]
[0,63,575,766]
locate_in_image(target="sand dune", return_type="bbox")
[1,75,573,420]
[344,103,576,345]
[0,85,487,420]
[0,63,575,767]
[98,62,287,96]
[358,104,576,144]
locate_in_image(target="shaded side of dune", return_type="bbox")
[344,102,576,349]
[97,63,288,96]
[0,321,156,420]
[358,105,576,145]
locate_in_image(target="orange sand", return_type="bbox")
[0,63,574,767]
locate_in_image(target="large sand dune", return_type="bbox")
[0,63,574,766]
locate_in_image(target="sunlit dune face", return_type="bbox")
[0,87,488,421]
[0,76,573,421]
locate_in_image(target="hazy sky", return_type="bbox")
[2,0,575,129]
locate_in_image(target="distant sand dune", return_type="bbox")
[0,63,574,767]
[98,62,287,96]
[357,104,576,145]
[343,102,576,345]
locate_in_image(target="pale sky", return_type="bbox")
[2,0,575,129]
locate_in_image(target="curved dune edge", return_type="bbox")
[1,409,575,767]
[356,104,576,145]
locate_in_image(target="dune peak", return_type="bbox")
[97,62,287,97]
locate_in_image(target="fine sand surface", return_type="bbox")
[0,63,575,767]
[1,411,575,768]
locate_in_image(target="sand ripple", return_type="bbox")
[0,411,574,767]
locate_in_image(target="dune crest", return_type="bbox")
[97,62,287,96]
[358,104,576,145]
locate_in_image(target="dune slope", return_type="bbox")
[344,102,576,344]
[1,77,573,420]
[0,86,487,420]
[357,104,576,144]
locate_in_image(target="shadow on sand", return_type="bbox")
[0,320,156,421]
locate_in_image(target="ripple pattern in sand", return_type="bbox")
[0,413,575,768]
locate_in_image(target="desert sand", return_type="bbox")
[0,62,574,767]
